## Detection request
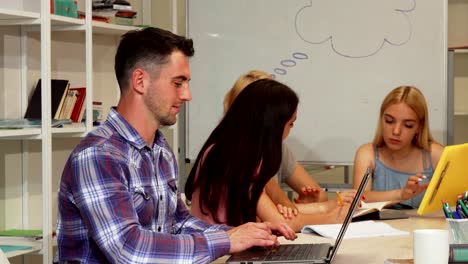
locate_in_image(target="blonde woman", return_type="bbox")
[353,86,444,208]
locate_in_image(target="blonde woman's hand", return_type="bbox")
[336,189,358,203]
[400,174,428,200]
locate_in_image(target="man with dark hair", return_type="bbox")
[56,27,295,263]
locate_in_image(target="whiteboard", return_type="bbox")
[186,0,447,164]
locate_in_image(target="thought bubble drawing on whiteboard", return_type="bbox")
[295,0,416,58]
[271,52,309,78]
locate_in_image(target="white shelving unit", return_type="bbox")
[0,237,43,258]
[447,0,468,145]
[0,8,40,24]
[448,48,468,145]
[0,1,143,262]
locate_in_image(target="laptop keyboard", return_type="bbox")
[264,244,329,261]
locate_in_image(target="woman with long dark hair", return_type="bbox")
[185,79,349,231]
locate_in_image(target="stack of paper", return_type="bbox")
[301,220,409,239]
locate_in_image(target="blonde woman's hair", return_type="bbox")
[372,86,437,151]
[223,70,270,113]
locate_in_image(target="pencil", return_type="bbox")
[336,192,344,206]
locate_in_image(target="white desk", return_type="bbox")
[214,210,446,264]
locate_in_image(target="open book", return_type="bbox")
[353,200,408,221]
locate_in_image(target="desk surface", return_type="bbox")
[213,210,446,264]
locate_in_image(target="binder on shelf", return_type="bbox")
[69,87,86,123]
[24,79,70,120]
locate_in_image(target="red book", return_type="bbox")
[69,87,86,123]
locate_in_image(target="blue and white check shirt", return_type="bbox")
[56,108,230,263]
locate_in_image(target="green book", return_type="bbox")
[0,229,42,239]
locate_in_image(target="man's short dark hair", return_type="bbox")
[115,27,194,93]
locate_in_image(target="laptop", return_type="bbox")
[226,167,371,264]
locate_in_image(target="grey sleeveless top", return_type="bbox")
[372,146,434,209]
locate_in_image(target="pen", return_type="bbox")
[456,205,467,218]
[336,192,344,206]
[458,198,468,216]
[442,201,449,218]
[442,201,453,219]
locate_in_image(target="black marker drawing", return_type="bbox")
[294,0,416,58]
[272,52,309,78]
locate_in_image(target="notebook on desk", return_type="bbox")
[226,167,372,264]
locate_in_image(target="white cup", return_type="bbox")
[413,229,449,264]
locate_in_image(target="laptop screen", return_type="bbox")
[226,167,372,264]
[327,167,371,262]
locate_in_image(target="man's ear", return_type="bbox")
[131,68,147,94]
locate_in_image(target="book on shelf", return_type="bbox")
[93,0,131,9]
[58,89,78,120]
[82,101,104,126]
[113,2,132,11]
[90,10,137,24]
[24,79,70,120]
[0,229,43,241]
[90,0,136,24]
[69,87,86,123]
[52,0,78,18]
[352,200,409,221]
[110,16,135,26]
[0,245,34,254]
[449,45,468,50]
[0,118,72,129]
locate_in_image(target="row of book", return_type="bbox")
[90,0,137,26]
[24,79,86,123]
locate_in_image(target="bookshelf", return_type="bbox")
[0,0,148,263]
[448,0,468,145]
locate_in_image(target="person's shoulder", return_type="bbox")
[353,143,375,166]
[73,125,129,161]
[356,143,374,156]
[430,141,444,164]
[430,141,444,152]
